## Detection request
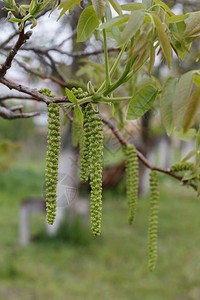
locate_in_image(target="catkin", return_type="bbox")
[45,103,61,225]
[148,170,159,272]
[72,114,81,147]
[124,145,139,224]
[89,107,103,236]
[171,162,194,173]
[80,105,92,182]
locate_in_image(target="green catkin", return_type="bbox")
[45,103,61,225]
[79,104,93,182]
[72,114,81,147]
[89,106,103,236]
[124,145,139,224]
[171,162,194,173]
[71,87,88,148]
[148,170,159,272]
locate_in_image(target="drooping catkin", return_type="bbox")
[72,114,82,147]
[79,104,93,182]
[171,162,194,173]
[148,170,159,272]
[45,103,61,225]
[124,145,139,224]
[89,107,103,236]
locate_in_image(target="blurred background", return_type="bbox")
[0,0,200,299]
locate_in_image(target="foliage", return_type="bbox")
[1,0,200,272]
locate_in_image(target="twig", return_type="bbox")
[58,28,77,47]
[0,77,69,103]
[0,7,51,49]
[0,95,35,101]
[3,45,120,57]
[16,60,67,87]
[100,116,183,182]
[0,77,50,103]
[0,106,39,119]
[0,29,32,78]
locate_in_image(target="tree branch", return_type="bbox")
[2,45,120,57]
[0,7,51,49]
[100,116,183,182]
[0,77,51,103]
[0,77,69,104]
[0,95,35,101]
[0,29,32,78]
[0,106,39,119]
[16,60,67,87]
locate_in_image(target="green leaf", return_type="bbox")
[117,10,145,46]
[153,14,172,67]
[193,75,200,86]
[30,17,37,28]
[65,88,77,104]
[9,17,22,22]
[154,0,174,15]
[3,0,15,8]
[182,167,200,181]
[74,105,84,125]
[64,104,73,115]
[174,128,196,142]
[173,71,194,130]
[58,0,81,20]
[142,0,153,9]
[127,85,158,120]
[111,102,115,116]
[148,43,155,75]
[181,150,196,162]
[121,3,146,11]
[160,77,178,136]
[29,0,37,15]
[183,85,200,132]
[98,14,129,30]
[185,26,200,38]
[165,14,189,24]
[50,0,60,15]
[92,0,107,19]
[108,0,122,15]
[77,6,99,42]
[184,12,200,37]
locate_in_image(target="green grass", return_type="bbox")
[0,166,200,299]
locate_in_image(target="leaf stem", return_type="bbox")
[102,17,110,89]
[100,96,132,102]
[97,43,127,93]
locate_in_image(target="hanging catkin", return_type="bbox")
[89,107,103,236]
[148,170,159,272]
[124,144,139,224]
[45,103,61,225]
[72,114,81,147]
[80,104,93,182]
[171,162,194,173]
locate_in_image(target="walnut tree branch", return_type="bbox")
[0,29,32,78]
[0,106,39,119]
[0,77,69,104]
[100,115,183,182]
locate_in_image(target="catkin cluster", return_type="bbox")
[45,103,61,225]
[148,170,159,272]
[124,145,139,224]
[80,104,103,236]
[171,162,194,173]
[71,87,88,99]
[40,88,55,98]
